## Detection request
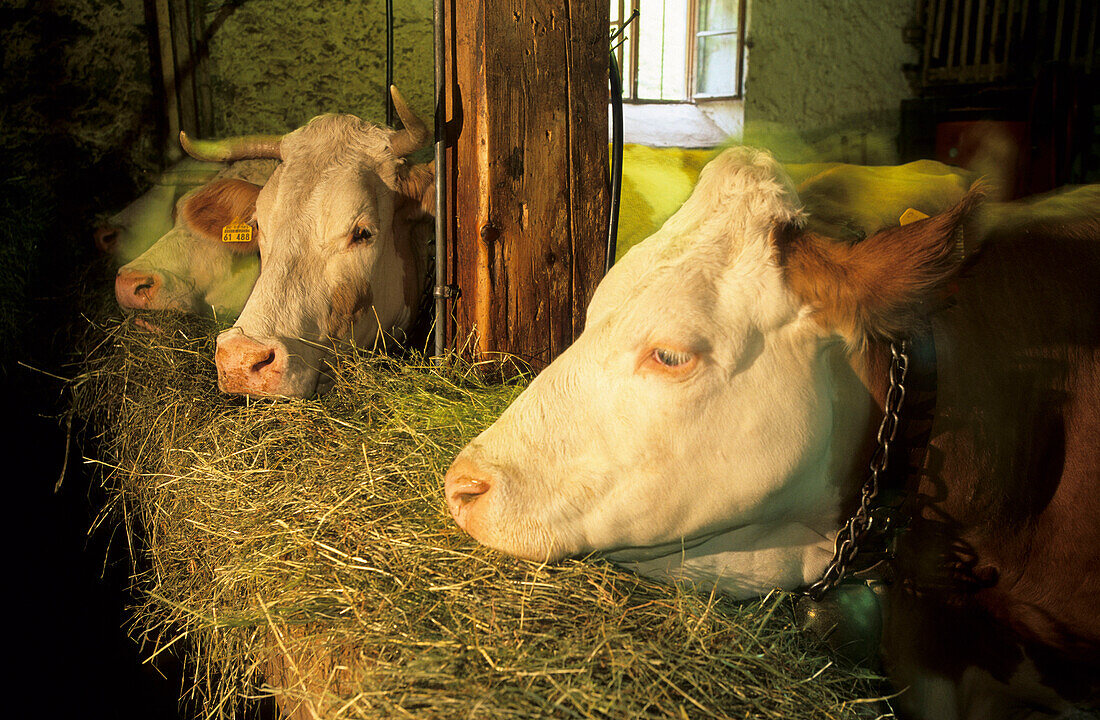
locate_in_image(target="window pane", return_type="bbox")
[635,0,687,101]
[697,0,739,32]
[695,33,738,96]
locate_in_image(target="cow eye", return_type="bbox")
[653,348,693,367]
[350,226,374,244]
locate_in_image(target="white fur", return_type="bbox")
[451,147,874,598]
[116,159,276,318]
[220,115,422,397]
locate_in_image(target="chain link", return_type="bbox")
[805,339,910,601]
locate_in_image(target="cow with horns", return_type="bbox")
[179,86,435,397]
[444,147,1100,719]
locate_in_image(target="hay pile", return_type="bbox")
[72,314,890,719]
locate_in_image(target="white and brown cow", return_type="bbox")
[180,87,434,397]
[113,159,277,318]
[444,147,1100,718]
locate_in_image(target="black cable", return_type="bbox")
[386,0,395,126]
[607,50,624,274]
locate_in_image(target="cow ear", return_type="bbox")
[395,161,435,219]
[776,183,986,342]
[180,178,263,255]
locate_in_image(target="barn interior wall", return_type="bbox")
[1,0,159,360]
[205,0,435,140]
[743,0,918,164]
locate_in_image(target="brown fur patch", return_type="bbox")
[327,282,374,341]
[393,161,433,317]
[876,201,1100,713]
[395,162,435,219]
[181,178,263,255]
[776,184,987,341]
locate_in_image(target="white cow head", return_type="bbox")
[181,87,433,398]
[115,178,263,317]
[113,160,277,319]
[445,147,981,598]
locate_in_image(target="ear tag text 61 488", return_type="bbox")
[222,218,253,243]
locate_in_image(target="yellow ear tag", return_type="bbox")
[899,208,930,226]
[222,218,253,243]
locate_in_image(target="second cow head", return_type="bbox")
[181,86,435,398]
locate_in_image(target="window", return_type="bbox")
[610,0,747,102]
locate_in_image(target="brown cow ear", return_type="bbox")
[180,178,263,255]
[776,183,986,342]
[396,161,435,219]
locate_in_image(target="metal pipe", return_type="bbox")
[386,0,395,125]
[433,0,446,358]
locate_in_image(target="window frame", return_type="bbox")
[610,0,748,104]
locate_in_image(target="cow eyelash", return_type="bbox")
[652,348,693,367]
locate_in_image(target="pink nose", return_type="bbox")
[444,456,492,530]
[215,333,286,396]
[115,270,162,309]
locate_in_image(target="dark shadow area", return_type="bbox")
[1,5,184,717]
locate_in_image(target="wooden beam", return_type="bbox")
[153,0,181,162]
[167,0,199,137]
[444,0,609,370]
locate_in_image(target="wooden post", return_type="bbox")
[443,0,609,370]
[150,0,212,162]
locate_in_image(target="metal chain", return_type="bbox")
[805,339,910,601]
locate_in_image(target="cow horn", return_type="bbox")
[179,131,283,162]
[388,85,430,157]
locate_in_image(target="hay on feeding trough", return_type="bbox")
[71,313,891,719]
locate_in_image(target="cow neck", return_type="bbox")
[794,329,938,665]
[856,329,938,584]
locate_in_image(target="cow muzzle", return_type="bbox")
[215,330,290,396]
[444,453,573,562]
[115,269,163,310]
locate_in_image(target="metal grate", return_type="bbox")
[920,0,1099,85]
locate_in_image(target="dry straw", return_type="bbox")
[71,313,890,719]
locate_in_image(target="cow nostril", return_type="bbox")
[455,481,490,503]
[251,350,277,374]
[134,279,154,296]
[94,226,120,253]
[449,477,490,507]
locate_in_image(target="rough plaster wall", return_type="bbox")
[743,0,917,164]
[2,0,158,174]
[1,0,157,352]
[206,0,434,137]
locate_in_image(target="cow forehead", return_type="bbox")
[589,147,803,326]
[257,166,391,251]
[281,114,396,174]
[586,235,798,360]
[591,240,799,339]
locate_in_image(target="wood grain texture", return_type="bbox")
[444,0,609,370]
